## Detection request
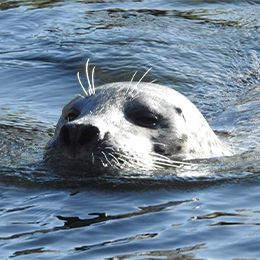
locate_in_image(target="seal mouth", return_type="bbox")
[55,144,151,170]
[47,128,193,170]
[89,146,188,170]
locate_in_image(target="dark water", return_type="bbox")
[1,0,260,259]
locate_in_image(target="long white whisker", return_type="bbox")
[148,153,181,168]
[149,152,172,160]
[131,79,157,101]
[113,152,152,170]
[91,66,96,95]
[100,158,106,167]
[149,152,195,166]
[104,146,116,151]
[129,71,137,87]
[153,161,182,168]
[86,59,93,96]
[108,153,120,165]
[119,152,176,170]
[101,151,113,167]
[125,70,138,98]
[77,72,89,97]
[131,67,152,96]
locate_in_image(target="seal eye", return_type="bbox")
[130,111,159,128]
[66,111,80,122]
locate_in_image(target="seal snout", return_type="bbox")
[78,125,100,146]
[59,123,100,150]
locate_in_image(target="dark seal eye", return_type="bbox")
[66,110,80,122]
[129,111,159,128]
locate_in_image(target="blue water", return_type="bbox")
[1,0,260,259]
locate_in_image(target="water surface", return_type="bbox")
[1,0,260,259]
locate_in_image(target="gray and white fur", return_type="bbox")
[46,60,232,170]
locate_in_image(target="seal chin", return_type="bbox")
[46,63,232,170]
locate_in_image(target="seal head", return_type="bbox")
[46,70,231,170]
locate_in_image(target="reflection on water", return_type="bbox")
[1,0,260,259]
[110,244,207,260]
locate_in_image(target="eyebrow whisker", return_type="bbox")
[77,72,89,97]
[86,59,93,96]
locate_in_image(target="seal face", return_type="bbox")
[46,63,231,170]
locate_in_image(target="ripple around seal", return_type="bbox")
[1,144,258,192]
[1,105,259,191]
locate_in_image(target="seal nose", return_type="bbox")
[59,124,100,148]
[78,125,100,146]
[60,124,72,147]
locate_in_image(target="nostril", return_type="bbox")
[79,125,100,146]
[60,125,71,146]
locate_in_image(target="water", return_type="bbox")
[1,0,260,259]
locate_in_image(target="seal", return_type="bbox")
[46,60,232,170]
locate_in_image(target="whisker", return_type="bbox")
[100,158,106,167]
[101,151,113,167]
[149,152,170,160]
[113,157,128,167]
[149,152,195,166]
[153,161,182,168]
[125,70,138,98]
[113,152,153,170]
[91,66,96,95]
[77,72,89,97]
[131,79,157,101]
[104,146,116,152]
[130,67,152,96]
[85,59,93,96]
[108,153,120,165]
[91,152,95,165]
